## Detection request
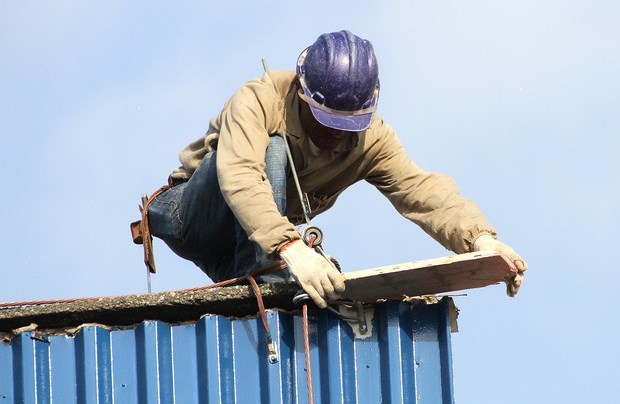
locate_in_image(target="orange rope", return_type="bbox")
[247,275,271,337]
[0,262,287,309]
[307,234,317,248]
[302,303,314,404]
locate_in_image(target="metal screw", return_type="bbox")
[267,339,278,364]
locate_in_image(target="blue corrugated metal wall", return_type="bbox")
[0,300,454,403]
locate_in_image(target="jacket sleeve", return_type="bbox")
[365,122,496,253]
[215,79,299,256]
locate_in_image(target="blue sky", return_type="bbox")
[1,1,618,403]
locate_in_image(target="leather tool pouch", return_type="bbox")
[130,220,143,244]
[130,184,171,274]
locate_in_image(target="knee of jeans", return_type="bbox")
[266,136,287,160]
[148,189,185,246]
[187,152,217,189]
[268,135,285,148]
[265,137,289,181]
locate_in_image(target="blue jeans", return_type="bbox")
[148,136,290,282]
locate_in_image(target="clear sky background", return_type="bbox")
[1,1,618,403]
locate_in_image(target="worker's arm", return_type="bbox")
[214,76,300,257]
[196,74,346,305]
[366,122,496,253]
[366,121,527,295]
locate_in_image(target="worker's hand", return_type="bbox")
[279,239,346,308]
[473,234,527,297]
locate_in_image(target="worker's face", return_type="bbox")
[300,100,348,151]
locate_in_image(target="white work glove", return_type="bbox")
[279,239,346,308]
[473,234,528,297]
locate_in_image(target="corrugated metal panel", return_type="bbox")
[0,300,454,403]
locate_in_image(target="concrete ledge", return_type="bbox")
[0,283,300,333]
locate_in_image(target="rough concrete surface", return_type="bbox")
[0,283,301,334]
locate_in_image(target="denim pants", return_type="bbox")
[148,136,290,282]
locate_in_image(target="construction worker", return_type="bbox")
[146,30,527,308]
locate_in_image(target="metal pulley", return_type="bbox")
[301,225,323,246]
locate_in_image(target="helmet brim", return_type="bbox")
[309,105,373,132]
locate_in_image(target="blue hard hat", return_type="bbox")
[296,30,380,132]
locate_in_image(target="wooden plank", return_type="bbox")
[341,250,516,303]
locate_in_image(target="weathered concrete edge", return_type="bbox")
[0,283,301,334]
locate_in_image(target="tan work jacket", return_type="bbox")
[170,71,496,258]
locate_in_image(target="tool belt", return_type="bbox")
[130,184,172,274]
